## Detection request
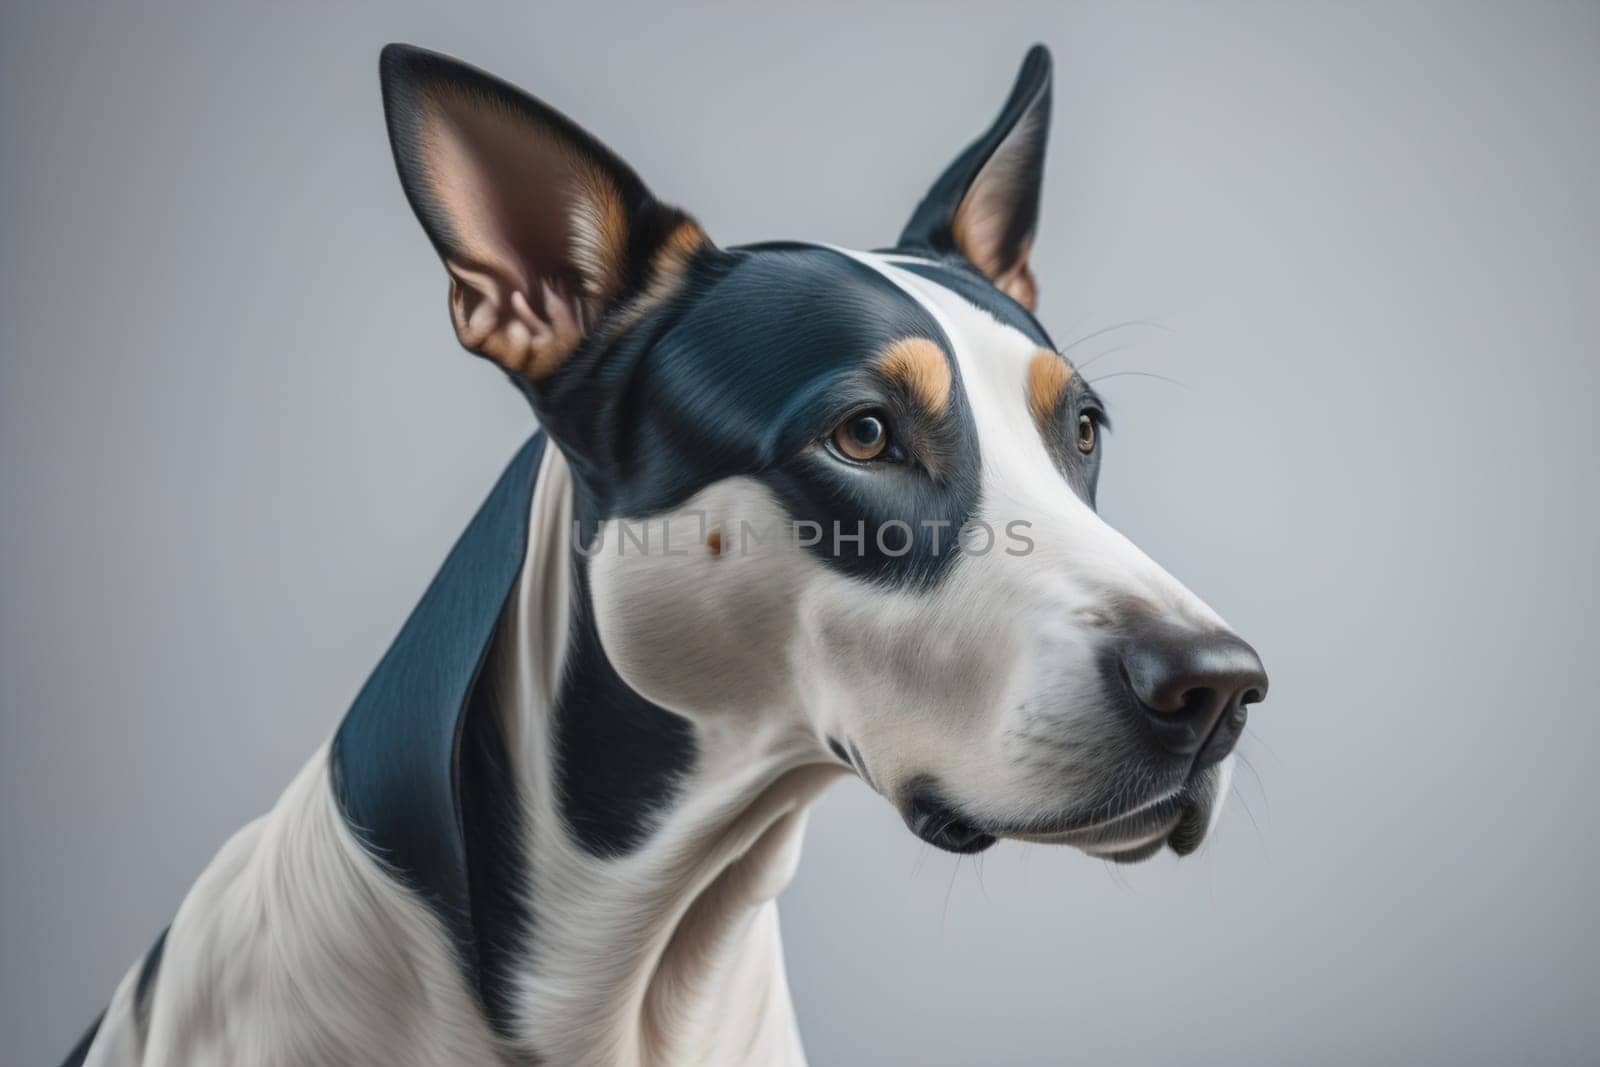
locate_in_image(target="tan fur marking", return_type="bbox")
[652,218,708,278]
[1027,349,1073,427]
[599,216,709,343]
[877,337,952,416]
[569,155,629,305]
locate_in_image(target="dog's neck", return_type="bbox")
[488,444,839,1065]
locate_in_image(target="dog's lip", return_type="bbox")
[906,803,998,855]
[1088,836,1170,865]
[904,771,1222,858]
[1006,793,1187,851]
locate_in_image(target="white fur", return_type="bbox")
[86,748,506,1066]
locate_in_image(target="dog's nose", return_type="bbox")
[1118,629,1267,767]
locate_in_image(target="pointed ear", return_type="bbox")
[898,45,1052,310]
[380,44,711,382]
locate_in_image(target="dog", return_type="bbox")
[63,42,1268,1066]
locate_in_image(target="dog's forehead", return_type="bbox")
[592,240,1092,535]
[848,249,1106,508]
[847,249,1075,431]
[645,243,1053,428]
[662,242,954,396]
[875,254,1055,352]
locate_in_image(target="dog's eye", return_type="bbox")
[831,412,892,462]
[1076,413,1097,454]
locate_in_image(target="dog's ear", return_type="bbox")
[380,44,710,383]
[898,46,1052,310]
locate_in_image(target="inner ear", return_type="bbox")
[381,44,708,381]
[445,263,587,380]
[431,100,614,296]
[898,45,1052,310]
[951,97,1047,308]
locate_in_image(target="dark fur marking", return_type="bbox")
[554,243,984,588]
[59,925,168,1063]
[59,1010,104,1067]
[133,926,168,1039]
[330,433,546,1040]
[456,621,535,1039]
[555,494,698,858]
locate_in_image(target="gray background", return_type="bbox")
[3,2,1597,1063]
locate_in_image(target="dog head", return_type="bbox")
[381,44,1267,862]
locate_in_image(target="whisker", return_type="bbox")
[1101,859,1134,892]
[1086,369,1190,389]
[1243,726,1284,766]
[1236,752,1271,822]
[942,858,962,927]
[1231,784,1268,855]
[1059,319,1172,357]
[1072,342,1137,373]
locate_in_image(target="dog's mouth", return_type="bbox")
[903,778,1219,861]
[1007,794,1210,862]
